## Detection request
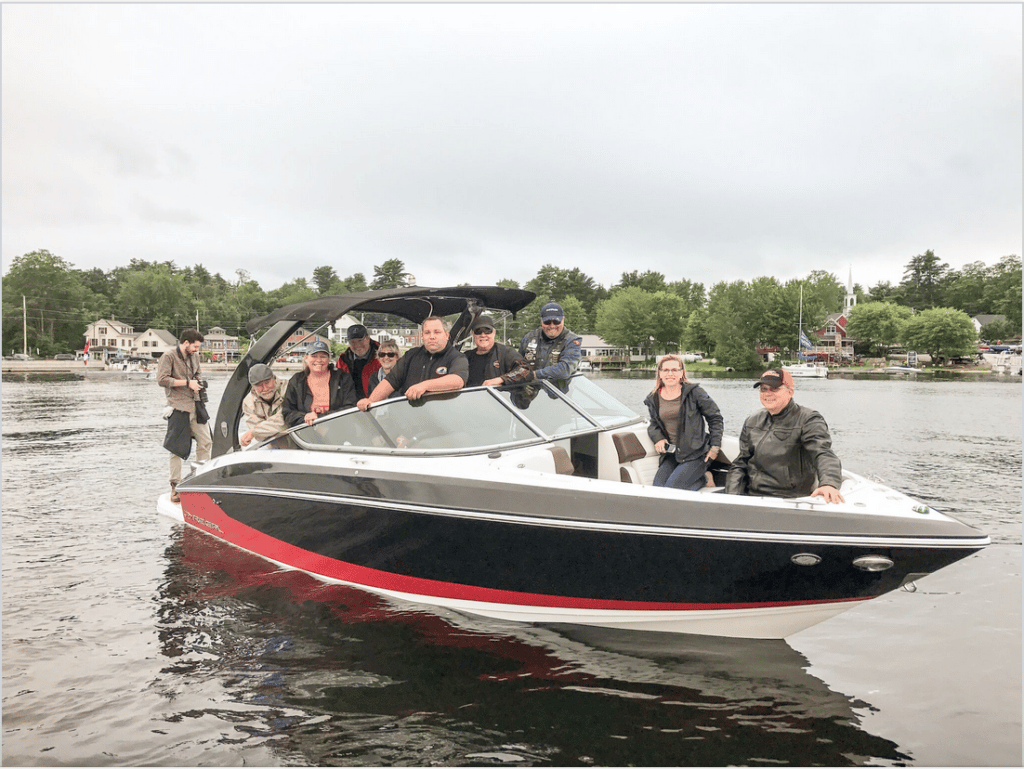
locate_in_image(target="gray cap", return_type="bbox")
[248,363,275,385]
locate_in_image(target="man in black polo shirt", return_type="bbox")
[357,316,468,410]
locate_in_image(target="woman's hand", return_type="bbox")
[656,439,668,454]
[304,411,318,426]
[705,445,720,462]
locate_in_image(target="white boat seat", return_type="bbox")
[612,432,659,485]
[547,446,575,475]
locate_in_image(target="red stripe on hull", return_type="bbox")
[182,492,870,613]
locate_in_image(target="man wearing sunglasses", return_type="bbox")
[518,301,582,382]
[725,368,845,503]
[464,315,533,387]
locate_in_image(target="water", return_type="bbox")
[2,371,1020,766]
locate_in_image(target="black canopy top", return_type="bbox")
[247,285,536,335]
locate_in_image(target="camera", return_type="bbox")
[664,443,676,453]
[196,378,209,403]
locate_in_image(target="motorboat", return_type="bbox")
[883,365,923,374]
[156,286,989,639]
[783,361,829,378]
[79,356,156,379]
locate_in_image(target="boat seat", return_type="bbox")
[547,446,575,475]
[612,432,659,485]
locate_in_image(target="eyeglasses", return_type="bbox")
[473,327,494,335]
[378,352,397,359]
[659,368,683,374]
[759,384,781,392]
[542,319,562,325]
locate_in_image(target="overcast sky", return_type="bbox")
[3,3,1021,297]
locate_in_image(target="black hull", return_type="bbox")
[180,486,979,613]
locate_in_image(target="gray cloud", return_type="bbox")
[2,3,1020,294]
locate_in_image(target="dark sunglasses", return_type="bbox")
[474,327,495,334]
[377,352,397,359]
[542,319,562,325]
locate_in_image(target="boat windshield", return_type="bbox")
[288,375,641,455]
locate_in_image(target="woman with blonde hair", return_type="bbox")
[367,339,402,393]
[642,354,724,490]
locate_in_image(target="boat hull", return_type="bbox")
[163,465,984,638]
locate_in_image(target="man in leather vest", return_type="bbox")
[518,302,582,383]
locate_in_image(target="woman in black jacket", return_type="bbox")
[642,354,724,491]
[283,342,358,427]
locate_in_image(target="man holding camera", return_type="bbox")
[157,329,212,503]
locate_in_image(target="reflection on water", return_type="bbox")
[2,372,1019,766]
[158,527,908,766]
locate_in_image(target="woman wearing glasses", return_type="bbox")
[643,354,724,491]
[367,339,402,393]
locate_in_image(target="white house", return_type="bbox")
[84,318,137,362]
[135,328,178,360]
[972,314,1006,335]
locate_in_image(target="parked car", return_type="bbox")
[4,353,34,361]
[53,353,76,360]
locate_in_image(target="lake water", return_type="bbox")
[2,371,1020,766]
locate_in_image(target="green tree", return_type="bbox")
[113,264,195,332]
[845,302,914,357]
[899,249,950,310]
[312,265,339,295]
[595,287,654,355]
[2,249,107,355]
[667,279,706,312]
[269,278,317,307]
[942,261,989,317]
[526,265,606,327]
[683,307,714,355]
[370,259,412,290]
[338,272,368,294]
[704,281,764,370]
[984,255,1022,331]
[867,280,901,304]
[614,270,667,294]
[980,319,1013,343]
[900,307,977,364]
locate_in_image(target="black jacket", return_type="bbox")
[283,367,358,427]
[464,343,533,387]
[725,400,843,498]
[644,383,724,463]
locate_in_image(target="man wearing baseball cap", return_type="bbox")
[240,363,288,447]
[464,314,533,387]
[518,301,582,382]
[724,368,845,503]
[336,323,381,399]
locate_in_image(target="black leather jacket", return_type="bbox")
[725,400,843,498]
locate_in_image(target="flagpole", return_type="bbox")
[798,285,803,360]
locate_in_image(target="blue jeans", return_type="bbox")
[654,455,708,491]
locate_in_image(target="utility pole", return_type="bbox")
[23,296,27,355]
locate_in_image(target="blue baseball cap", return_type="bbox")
[540,302,564,321]
[307,340,331,356]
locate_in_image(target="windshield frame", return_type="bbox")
[273,375,643,457]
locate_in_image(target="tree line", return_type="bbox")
[2,248,1020,367]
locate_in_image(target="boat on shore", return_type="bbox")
[78,356,156,379]
[157,286,989,639]
[783,361,829,378]
[883,365,923,374]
